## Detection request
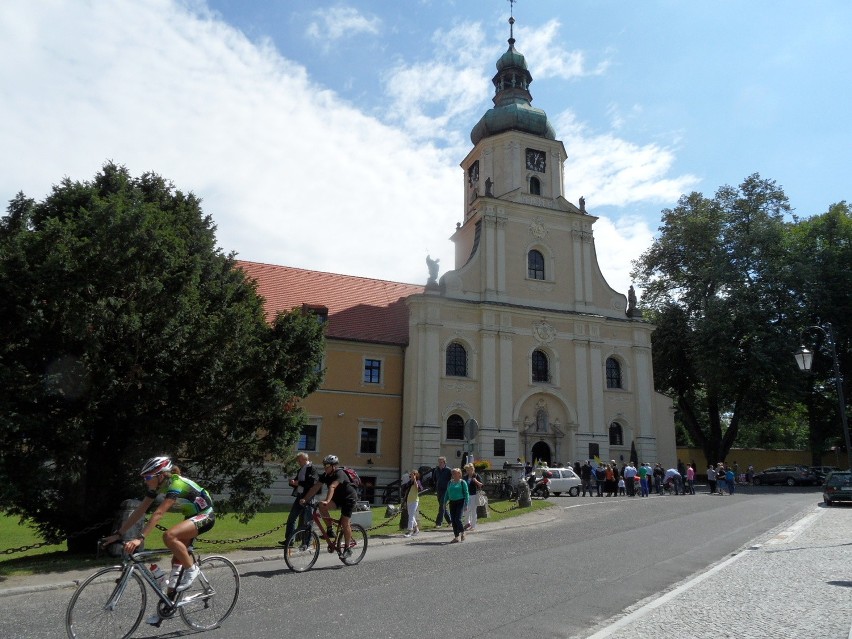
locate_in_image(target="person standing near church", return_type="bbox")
[280,452,318,546]
[463,463,483,531]
[433,456,452,527]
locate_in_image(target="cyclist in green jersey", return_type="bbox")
[103,456,215,594]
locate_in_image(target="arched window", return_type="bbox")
[530,176,541,195]
[528,249,545,280]
[445,342,467,377]
[609,422,624,446]
[606,357,622,389]
[532,349,549,383]
[447,414,464,440]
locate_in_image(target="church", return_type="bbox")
[238,17,675,500]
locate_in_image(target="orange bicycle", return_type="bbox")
[282,509,368,572]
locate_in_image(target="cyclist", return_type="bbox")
[102,456,214,596]
[299,454,356,558]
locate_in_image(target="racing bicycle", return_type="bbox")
[283,509,368,572]
[65,541,239,638]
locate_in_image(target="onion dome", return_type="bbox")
[470,16,556,145]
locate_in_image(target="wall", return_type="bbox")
[677,447,812,474]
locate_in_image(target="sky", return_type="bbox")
[1,1,850,296]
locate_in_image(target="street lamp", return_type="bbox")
[794,323,851,471]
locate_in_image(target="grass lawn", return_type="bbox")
[0,495,552,577]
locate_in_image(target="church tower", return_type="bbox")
[402,14,675,473]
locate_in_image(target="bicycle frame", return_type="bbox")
[110,549,205,612]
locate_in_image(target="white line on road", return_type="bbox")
[583,506,825,639]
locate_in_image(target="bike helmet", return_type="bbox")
[322,454,339,466]
[140,456,172,477]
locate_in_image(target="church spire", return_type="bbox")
[470,9,555,145]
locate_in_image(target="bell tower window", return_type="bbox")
[530,176,541,195]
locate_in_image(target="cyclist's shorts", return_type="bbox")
[336,498,357,518]
[188,510,215,534]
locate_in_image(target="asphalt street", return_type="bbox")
[1,486,847,638]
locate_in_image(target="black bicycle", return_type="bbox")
[65,541,239,638]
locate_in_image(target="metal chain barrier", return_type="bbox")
[1,517,113,556]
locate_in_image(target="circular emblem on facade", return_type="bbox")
[529,218,547,239]
[533,320,556,343]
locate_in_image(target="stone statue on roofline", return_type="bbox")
[426,254,440,287]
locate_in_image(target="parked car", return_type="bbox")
[822,471,852,506]
[751,465,818,486]
[530,467,581,496]
[811,466,841,483]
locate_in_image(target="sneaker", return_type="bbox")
[145,614,162,626]
[461,533,465,541]
[404,532,412,538]
[464,523,472,530]
[343,548,353,559]
[412,528,419,536]
[175,564,199,592]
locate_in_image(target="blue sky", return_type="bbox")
[1,1,849,295]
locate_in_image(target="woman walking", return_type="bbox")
[444,467,469,542]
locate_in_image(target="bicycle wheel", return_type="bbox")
[283,528,321,573]
[66,566,146,639]
[339,524,368,566]
[179,556,240,631]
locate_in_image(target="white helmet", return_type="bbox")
[140,456,172,477]
[322,454,339,466]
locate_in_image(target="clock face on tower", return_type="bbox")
[526,148,546,173]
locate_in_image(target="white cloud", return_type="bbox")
[306,6,381,45]
[517,20,610,81]
[553,110,700,207]
[0,1,457,286]
[383,22,490,145]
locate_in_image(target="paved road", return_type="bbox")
[2,487,844,638]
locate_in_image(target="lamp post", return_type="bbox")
[794,323,851,471]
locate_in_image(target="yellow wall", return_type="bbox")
[677,447,812,473]
[300,339,404,475]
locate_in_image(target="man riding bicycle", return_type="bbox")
[299,454,356,558]
[102,457,214,597]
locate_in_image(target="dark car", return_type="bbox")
[811,466,840,483]
[822,471,852,506]
[751,465,818,487]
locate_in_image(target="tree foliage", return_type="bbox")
[0,163,324,550]
[784,202,852,459]
[632,174,797,465]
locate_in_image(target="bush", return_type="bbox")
[474,460,491,472]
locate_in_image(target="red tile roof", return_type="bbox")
[236,260,424,345]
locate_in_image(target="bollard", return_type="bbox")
[476,494,489,519]
[516,480,532,507]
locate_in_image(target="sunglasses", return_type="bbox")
[142,473,161,481]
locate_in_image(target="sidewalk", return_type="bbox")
[579,504,852,639]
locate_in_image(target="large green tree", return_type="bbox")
[0,163,324,551]
[784,202,852,462]
[632,174,798,465]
